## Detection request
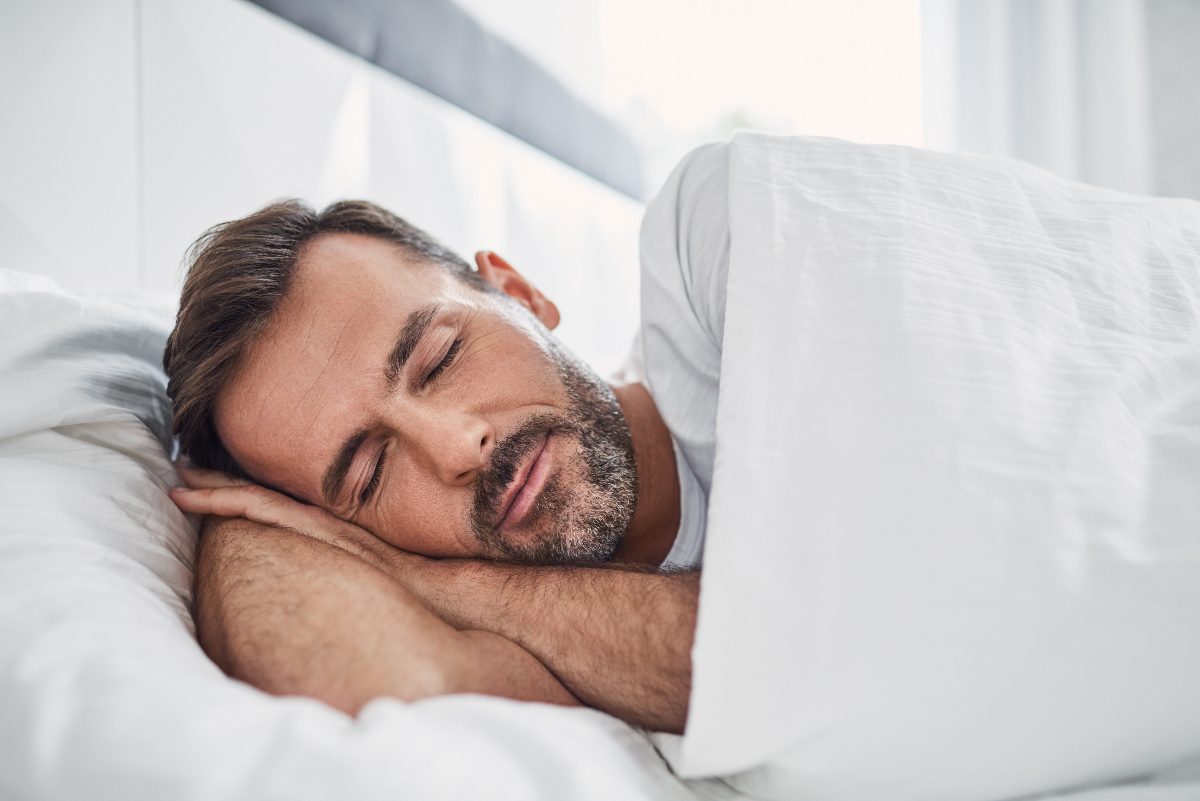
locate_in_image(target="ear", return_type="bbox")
[474,250,561,330]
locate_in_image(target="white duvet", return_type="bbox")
[0,270,735,801]
[668,132,1200,800]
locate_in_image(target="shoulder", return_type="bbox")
[639,142,731,348]
[641,142,730,240]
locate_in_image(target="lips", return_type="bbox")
[493,432,553,532]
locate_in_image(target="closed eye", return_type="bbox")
[423,337,462,385]
[360,446,387,505]
[358,337,460,507]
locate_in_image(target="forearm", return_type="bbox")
[194,517,578,713]
[411,560,699,733]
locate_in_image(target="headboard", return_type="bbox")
[247,0,646,200]
[0,0,646,375]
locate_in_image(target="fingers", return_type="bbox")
[170,483,354,556]
[170,484,317,534]
[168,475,406,575]
[176,464,254,490]
[170,484,262,520]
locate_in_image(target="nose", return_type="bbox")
[395,404,495,486]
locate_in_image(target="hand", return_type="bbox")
[169,465,426,579]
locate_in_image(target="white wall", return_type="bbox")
[0,1,139,291]
[138,0,377,291]
[1,0,644,375]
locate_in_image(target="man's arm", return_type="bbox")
[193,516,580,714]
[402,559,699,734]
[174,472,698,732]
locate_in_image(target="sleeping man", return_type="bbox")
[165,143,730,734]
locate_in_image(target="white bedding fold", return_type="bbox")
[674,132,1200,801]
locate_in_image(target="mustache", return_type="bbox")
[471,413,571,535]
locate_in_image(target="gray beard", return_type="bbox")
[468,339,638,566]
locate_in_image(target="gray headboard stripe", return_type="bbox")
[247,0,646,199]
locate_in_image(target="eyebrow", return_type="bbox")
[320,304,439,506]
[384,304,438,389]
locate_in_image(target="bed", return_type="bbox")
[4,3,1200,800]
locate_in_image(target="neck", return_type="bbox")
[610,382,681,567]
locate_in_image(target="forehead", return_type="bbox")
[291,231,446,309]
[213,232,459,498]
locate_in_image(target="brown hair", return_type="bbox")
[163,199,490,477]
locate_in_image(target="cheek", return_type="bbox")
[369,467,475,558]
[469,330,564,404]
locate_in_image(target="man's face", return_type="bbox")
[214,233,637,564]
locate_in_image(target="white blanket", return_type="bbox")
[673,132,1200,800]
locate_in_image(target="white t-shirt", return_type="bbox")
[623,142,730,570]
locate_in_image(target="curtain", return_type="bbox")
[922,0,1163,196]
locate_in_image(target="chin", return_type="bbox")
[496,513,624,567]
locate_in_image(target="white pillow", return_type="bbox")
[0,269,708,801]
